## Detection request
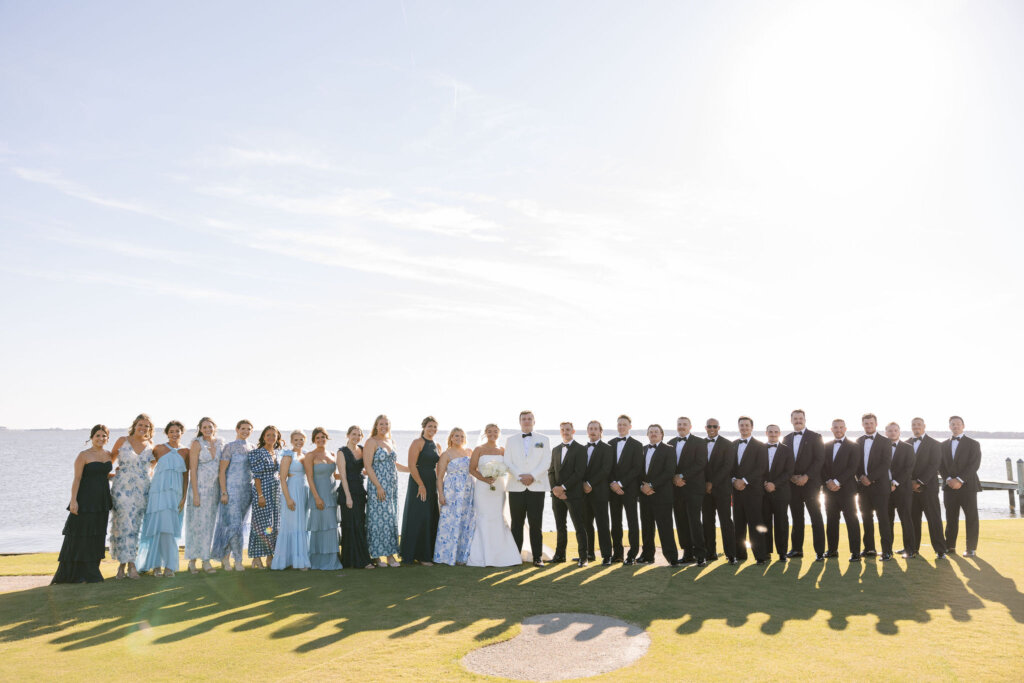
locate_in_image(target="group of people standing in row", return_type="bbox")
[51,409,982,584]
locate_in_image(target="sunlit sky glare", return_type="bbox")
[1,1,1022,432]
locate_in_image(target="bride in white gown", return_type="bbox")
[467,424,523,567]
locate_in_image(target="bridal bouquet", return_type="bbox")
[479,461,509,490]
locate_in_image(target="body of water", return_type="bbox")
[1,428,1020,553]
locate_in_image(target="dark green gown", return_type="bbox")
[400,440,440,562]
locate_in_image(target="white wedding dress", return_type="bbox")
[466,455,523,567]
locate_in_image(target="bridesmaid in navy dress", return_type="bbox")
[53,425,113,584]
[338,426,374,569]
[400,416,441,565]
[247,425,283,569]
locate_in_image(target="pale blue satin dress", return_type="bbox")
[272,452,310,570]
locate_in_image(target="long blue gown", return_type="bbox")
[137,446,186,572]
[211,439,252,564]
[308,462,342,570]
[272,452,310,570]
[366,447,400,558]
[433,455,476,565]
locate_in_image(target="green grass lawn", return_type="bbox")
[1,520,1023,681]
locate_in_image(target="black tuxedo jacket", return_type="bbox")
[610,436,644,496]
[764,443,795,500]
[856,434,891,484]
[784,429,824,488]
[704,436,736,495]
[583,440,613,502]
[889,440,915,489]
[668,435,707,489]
[641,442,675,506]
[549,441,587,499]
[731,437,768,490]
[909,434,941,487]
[939,435,982,493]
[822,438,859,490]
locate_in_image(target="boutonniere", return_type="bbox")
[534,442,544,449]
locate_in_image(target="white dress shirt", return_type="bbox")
[706,437,716,457]
[767,442,778,470]
[862,434,875,476]
[830,441,842,487]
[889,441,898,486]
[792,430,804,456]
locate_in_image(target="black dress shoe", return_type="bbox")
[849,553,862,562]
[861,550,877,558]
[601,557,613,566]
[707,553,719,561]
[611,556,624,563]
[588,555,596,562]
[815,554,825,562]
[635,557,652,565]
[623,558,635,566]
[577,559,588,568]
[776,555,787,563]
[824,550,839,558]
[735,556,748,563]
[786,550,803,558]
[680,555,696,564]
[936,552,947,560]
[549,556,565,564]
[696,559,707,567]
[963,550,977,557]
[895,548,906,555]
[901,552,916,559]
[669,559,683,566]
[756,559,768,566]
[728,557,738,565]
[533,560,546,567]
[880,553,892,561]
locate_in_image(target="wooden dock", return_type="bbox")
[980,458,1024,512]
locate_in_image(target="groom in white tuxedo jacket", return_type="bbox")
[506,410,551,566]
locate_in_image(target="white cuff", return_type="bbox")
[956,477,964,483]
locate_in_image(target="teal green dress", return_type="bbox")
[308,461,342,569]
[400,440,440,563]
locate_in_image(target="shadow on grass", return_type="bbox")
[1,547,1020,654]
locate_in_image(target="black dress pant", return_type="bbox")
[911,484,946,554]
[702,491,737,560]
[508,490,545,561]
[673,487,706,560]
[609,491,640,560]
[639,495,678,563]
[887,485,917,553]
[824,487,860,555]
[857,484,892,554]
[551,494,586,560]
[733,487,767,562]
[762,491,790,557]
[943,486,979,552]
[583,493,611,560]
[789,484,825,556]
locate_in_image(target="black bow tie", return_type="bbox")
[522,433,532,438]
[864,435,875,440]
[707,438,716,443]
[646,444,657,450]
[738,439,748,444]
[562,443,572,448]
[588,442,598,448]
[910,437,921,442]
[678,436,687,442]
[796,430,804,436]
[768,443,778,448]
[952,436,961,441]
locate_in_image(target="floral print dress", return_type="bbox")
[109,441,154,563]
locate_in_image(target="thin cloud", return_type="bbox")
[11,167,172,221]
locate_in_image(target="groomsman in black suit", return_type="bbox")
[784,409,825,560]
[702,418,737,563]
[608,415,643,564]
[821,419,861,561]
[731,416,769,564]
[884,422,917,559]
[580,421,613,565]
[548,422,588,566]
[667,417,708,565]
[857,413,894,560]
[638,424,680,565]
[940,416,982,556]
[907,417,947,558]
[762,426,795,562]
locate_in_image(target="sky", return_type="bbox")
[1,1,1022,432]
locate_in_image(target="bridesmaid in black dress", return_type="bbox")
[337,426,373,569]
[53,425,114,584]
[400,416,441,565]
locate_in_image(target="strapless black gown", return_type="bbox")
[52,461,113,584]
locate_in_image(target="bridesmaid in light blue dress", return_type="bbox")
[365,415,400,567]
[433,428,476,565]
[186,417,224,574]
[109,413,156,580]
[138,421,189,576]
[272,431,310,570]
[212,419,253,571]
[305,427,343,570]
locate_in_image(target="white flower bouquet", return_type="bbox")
[479,460,509,490]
